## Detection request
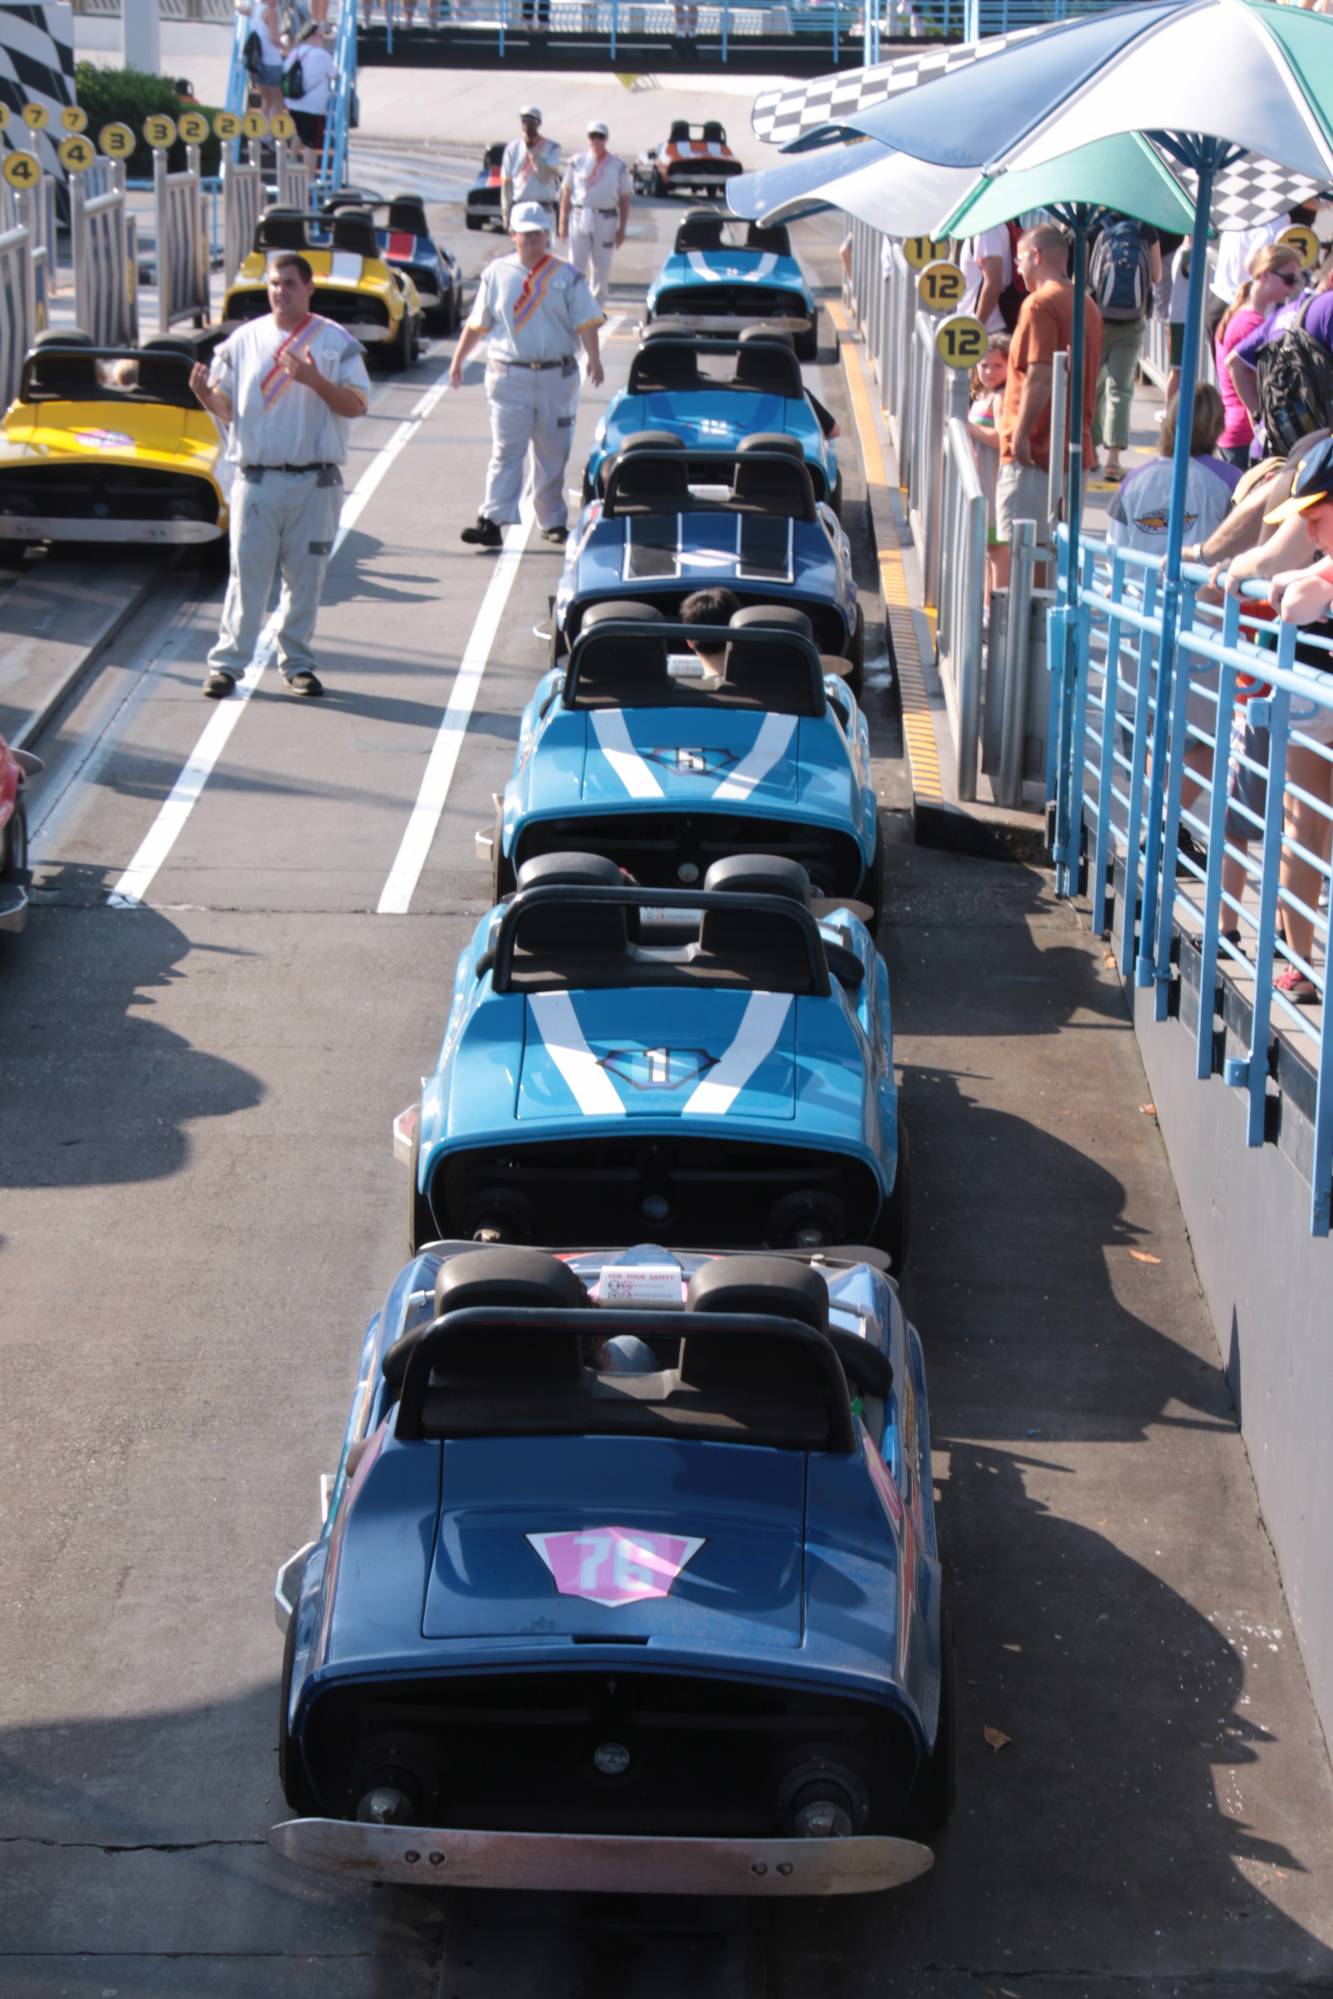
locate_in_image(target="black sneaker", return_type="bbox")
[540,523,568,545]
[286,670,324,697]
[461,516,503,547]
[202,669,235,699]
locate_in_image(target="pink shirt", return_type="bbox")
[1216,306,1263,452]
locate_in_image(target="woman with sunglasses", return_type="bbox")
[1215,245,1306,468]
[1226,248,1333,462]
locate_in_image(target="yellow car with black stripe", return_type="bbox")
[0,330,229,548]
[223,206,423,369]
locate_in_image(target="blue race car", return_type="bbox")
[646,213,820,362]
[271,1238,953,1896]
[585,326,841,513]
[483,606,881,918]
[323,190,463,335]
[396,852,906,1262]
[554,441,864,689]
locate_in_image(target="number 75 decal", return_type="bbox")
[527,1526,706,1607]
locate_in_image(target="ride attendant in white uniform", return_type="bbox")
[501,105,563,232]
[450,201,604,548]
[558,120,631,310]
[190,252,370,698]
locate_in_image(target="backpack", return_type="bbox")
[281,53,305,100]
[1256,295,1333,455]
[242,27,265,73]
[996,217,1027,333]
[1089,216,1150,322]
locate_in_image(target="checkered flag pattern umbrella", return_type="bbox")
[0,2,77,183]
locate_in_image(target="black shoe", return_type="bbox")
[202,669,235,699]
[286,670,324,697]
[540,523,568,545]
[461,515,503,547]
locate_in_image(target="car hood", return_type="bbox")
[658,250,805,290]
[517,986,799,1123]
[569,513,835,607]
[423,1435,805,1648]
[580,707,803,808]
[0,401,220,474]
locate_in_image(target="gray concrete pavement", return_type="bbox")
[2,192,1332,1999]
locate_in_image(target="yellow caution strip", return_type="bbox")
[829,300,944,804]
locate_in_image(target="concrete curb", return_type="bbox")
[8,556,178,755]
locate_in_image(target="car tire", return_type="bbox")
[829,468,844,519]
[873,1112,910,1275]
[795,312,820,364]
[845,601,865,701]
[278,1605,322,1818]
[1,796,28,905]
[863,821,885,935]
[466,213,482,231]
[902,1604,957,1837]
[652,169,668,198]
[407,1115,437,1255]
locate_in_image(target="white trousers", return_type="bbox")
[569,209,618,307]
[481,360,580,531]
[208,465,343,679]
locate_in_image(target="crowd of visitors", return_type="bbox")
[237,0,335,155]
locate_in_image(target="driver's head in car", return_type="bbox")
[680,586,739,683]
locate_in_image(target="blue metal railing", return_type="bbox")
[224,9,351,202]
[1052,532,1333,1235]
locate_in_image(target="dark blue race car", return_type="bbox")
[483,607,881,916]
[271,1238,953,1896]
[646,213,820,362]
[323,190,463,335]
[554,443,864,690]
[395,852,906,1262]
[586,327,841,513]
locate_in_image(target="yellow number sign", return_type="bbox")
[903,234,948,271]
[99,122,136,158]
[143,113,177,150]
[241,110,268,139]
[935,314,987,370]
[60,105,88,134]
[177,110,210,146]
[213,110,242,140]
[917,259,966,314]
[1278,224,1320,271]
[0,105,8,133]
[21,103,49,131]
[58,134,96,174]
[1,151,41,190]
[269,111,295,141]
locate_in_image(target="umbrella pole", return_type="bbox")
[1134,141,1220,995]
[1049,206,1089,898]
[1063,209,1089,594]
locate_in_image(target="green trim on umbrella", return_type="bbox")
[1247,2,1333,157]
[936,132,1201,239]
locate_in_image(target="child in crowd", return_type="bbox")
[1106,384,1240,556]
[967,335,1009,597]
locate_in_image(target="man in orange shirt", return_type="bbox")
[996,222,1103,582]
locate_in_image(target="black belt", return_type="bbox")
[241,461,335,474]
[578,207,619,215]
[495,357,574,371]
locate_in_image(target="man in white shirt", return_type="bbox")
[962,225,1013,333]
[501,106,562,232]
[190,252,370,698]
[558,120,631,308]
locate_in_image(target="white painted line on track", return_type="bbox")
[106,365,453,910]
[375,314,626,917]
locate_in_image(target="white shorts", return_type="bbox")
[995,461,1049,543]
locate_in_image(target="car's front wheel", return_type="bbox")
[845,601,865,701]
[795,310,820,363]
[872,1112,910,1274]
[901,1605,957,1837]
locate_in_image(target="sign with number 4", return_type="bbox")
[59,136,96,175]
[1,152,40,190]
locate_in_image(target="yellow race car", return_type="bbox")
[223,206,423,369]
[0,331,229,548]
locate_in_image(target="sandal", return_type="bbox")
[1274,964,1318,1005]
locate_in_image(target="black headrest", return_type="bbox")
[619,429,684,454]
[675,213,728,254]
[388,193,428,234]
[746,221,792,258]
[603,452,692,517]
[643,317,696,342]
[732,342,803,398]
[571,628,674,708]
[686,1254,828,1333]
[731,453,817,522]
[255,206,310,251]
[32,328,92,348]
[740,323,794,348]
[702,855,812,904]
[669,120,690,142]
[434,1246,586,1317]
[484,141,505,166]
[719,620,824,719]
[135,351,196,408]
[331,208,380,259]
[730,602,813,639]
[628,342,700,394]
[23,349,100,398]
[515,852,624,894]
[580,599,665,629]
[702,120,726,144]
[514,892,630,959]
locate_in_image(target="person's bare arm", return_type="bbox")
[1220,512,1315,591]
[190,361,232,424]
[975,253,1004,328]
[281,345,366,417]
[579,322,603,387]
[449,322,485,388]
[1227,349,1261,421]
[616,189,630,248]
[1012,360,1052,466]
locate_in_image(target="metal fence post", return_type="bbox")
[998,520,1037,807]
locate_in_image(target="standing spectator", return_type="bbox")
[1215,243,1306,466]
[189,253,370,699]
[995,223,1103,587]
[961,225,1020,334]
[449,202,604,548]
[237,0,285,119]
[559,121,631,309]
[1208,220,1288,342]
[1088,207,1162,483]
[501,107,562,232]
[282,20,334,161]
[966,333,1008,595]
[1226,259,1333,459]
[1105,385,1240,555]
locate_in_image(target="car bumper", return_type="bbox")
[270,1818,932,1896]
[0,878,29,935]
[647,310,812,338]
[0,514,223,545]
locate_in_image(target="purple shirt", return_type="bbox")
[1233,288,1333,370]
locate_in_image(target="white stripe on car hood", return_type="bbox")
[590,709,665,799]
[682,991,792,1116]
[528,991,626,1117]
[712,714,798,802]
[684,251,780,284]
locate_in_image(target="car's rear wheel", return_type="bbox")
[872,1113,910,1274]
[829,467,844,519]
[390,311,413,372]
[466,213,482,231]
[652,169,668,198]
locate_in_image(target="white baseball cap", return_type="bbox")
[587,120,609,137]
[519,104,542,120]
[510,201,552,234]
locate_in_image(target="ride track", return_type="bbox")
[5,192,1333,1998]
